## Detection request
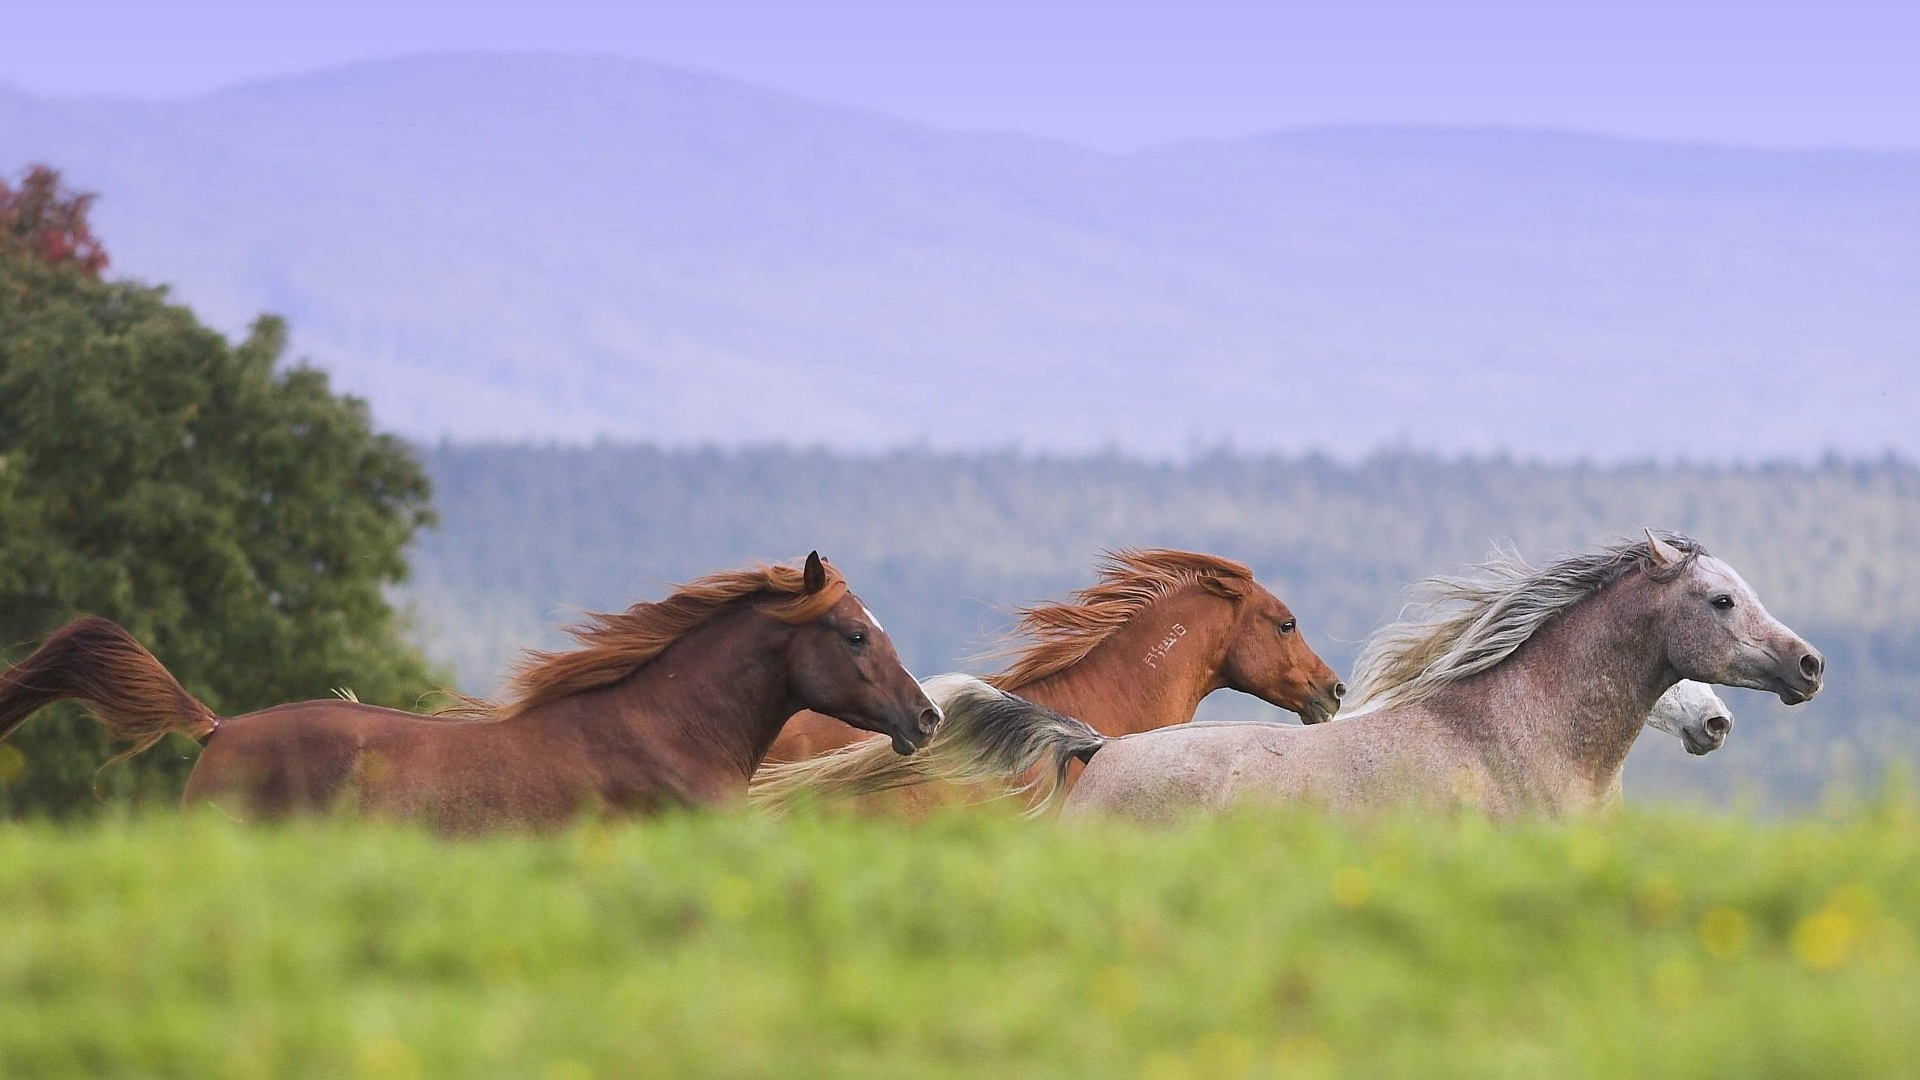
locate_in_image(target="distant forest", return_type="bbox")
[406,446,1920,809]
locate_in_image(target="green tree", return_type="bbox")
[0,167,438,815]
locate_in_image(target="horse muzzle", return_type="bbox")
[1683,713,1732,756]
[1772,648,1825,705]
[1300,682,1346,725]
[886,704,944,756]
[1741,640,1824,706]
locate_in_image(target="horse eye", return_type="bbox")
[1279,620,1296,635]
[1711,595,1735,611]
[845,630,868,647]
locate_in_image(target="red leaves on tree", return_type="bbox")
[1,165,110,277]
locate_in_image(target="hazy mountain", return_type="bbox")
[4,54,1916,459]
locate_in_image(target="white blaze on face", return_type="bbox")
[863,603,939,721]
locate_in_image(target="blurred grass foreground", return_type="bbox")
[5,800,1919,1079]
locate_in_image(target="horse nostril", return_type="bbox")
[1800,653,1825,680]
[1331,682,1347,701]
[918,707,943,734]
[1705,715,1731,737]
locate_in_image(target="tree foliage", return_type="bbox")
[0,168,438,815]
[1,165,109,277]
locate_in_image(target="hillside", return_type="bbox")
[404,446,1920,809]
[4,54,1917,459]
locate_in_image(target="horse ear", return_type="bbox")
[803,551,827,594]
[1198,574,1246,600]
[1645,530,1685,568]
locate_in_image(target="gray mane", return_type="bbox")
[1348,532,1706,711]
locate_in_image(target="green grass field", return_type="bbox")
[3,802,1918,1080]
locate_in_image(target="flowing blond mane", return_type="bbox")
[1348,532,1705,712]
[446,560,849,720]
[984,548,1252,690]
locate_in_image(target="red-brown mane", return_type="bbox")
[453,561,850,720]
[984,548,1252,690]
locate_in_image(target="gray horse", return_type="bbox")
[758,533,1812,820]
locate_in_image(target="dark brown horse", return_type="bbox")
[0,553,940,829]
[755,549,1344,811]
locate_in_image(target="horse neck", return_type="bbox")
[1008,587,1236,736]
[527,607,797,802]
[1439,574,1674,807]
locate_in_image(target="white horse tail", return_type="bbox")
[916,674,1108,813]
[750,674,1107,815]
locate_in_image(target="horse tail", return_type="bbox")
[0,616,219,763]
[751,673,1107,816]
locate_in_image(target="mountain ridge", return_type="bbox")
[3,52,1914,459]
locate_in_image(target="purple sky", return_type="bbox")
[4,0,1917,151]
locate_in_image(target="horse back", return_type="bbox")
[181,700,496,818]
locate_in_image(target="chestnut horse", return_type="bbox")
[0,553,940,829]
[752,548,1344,810]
